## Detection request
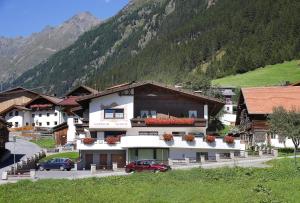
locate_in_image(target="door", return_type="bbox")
[85,154,93,169]
[111,153,126,168]
[99,154,108,169]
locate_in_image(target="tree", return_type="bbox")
[268,106,300,166]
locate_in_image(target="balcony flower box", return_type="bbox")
[206,135,216,143]
[224,136,235,144]
[145,118,195,126]
[105,136,121,145]
[82,138,96,145]
[163,133,173,142]
[183,134,195,142]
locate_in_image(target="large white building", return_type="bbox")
[74,81,245,169]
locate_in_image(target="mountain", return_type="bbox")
[8,0,300,95]
[0,12,100,84]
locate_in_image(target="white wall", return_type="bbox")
[67,116,83,142]
[31,106,64,128]
[270,135,295,148]
[220,113,236,126]
[126,126,206,136]
[89,93,134,130]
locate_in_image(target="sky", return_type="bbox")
[0,0,129,37]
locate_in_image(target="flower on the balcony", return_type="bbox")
[145,118,195,125]
[82,138,96,145]
[163,133,173,142]
[105,135,121,145]
[206,135,216,143]
[224,135,235,144]
[184,134,195,142]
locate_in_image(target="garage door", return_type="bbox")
[111,153,126,168]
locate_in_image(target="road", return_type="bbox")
[0,135,41,174]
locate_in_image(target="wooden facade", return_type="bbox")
[134,84,205,119]
[52,122,68,146]
[0,118,10,155]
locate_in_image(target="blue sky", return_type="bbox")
[0,0,129,37]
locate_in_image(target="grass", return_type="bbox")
[40,152,79,162]
[212,60,300,87]
[0,158,300,202]
[30,138,56,149]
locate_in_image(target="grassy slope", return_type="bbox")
[30,138,56,149]
[212,60,300,87]
[0,158,300,202]
[40,152,79,162]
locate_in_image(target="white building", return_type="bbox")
[74,81,245,169]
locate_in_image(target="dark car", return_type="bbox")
[125,160,171,173]
[38,158,74,171]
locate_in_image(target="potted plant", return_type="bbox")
[82,137,96,145]
[105,136,121,145]
[184,134,195,142]
[206,135,216,143]
[163,133,173,141]
[224,135,235,144]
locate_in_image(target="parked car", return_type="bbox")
[37,158,74,171]
[125,159,171,173]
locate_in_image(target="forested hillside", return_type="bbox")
[8,0,300,95]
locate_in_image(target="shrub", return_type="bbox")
[206,135,216,143]
[278,148,294,154]
[184,134,195,142]
[163,134,173,141]
[105,136,121,145]
[82,138,96,145]
[224,136,235,144]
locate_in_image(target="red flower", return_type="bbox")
[224,136,235,144]
[163,134,173,141]
[184,134,195,142]
[145,118,195,125]
[206,135,216,143]
[82,138,96,145]
[105,136,121,145]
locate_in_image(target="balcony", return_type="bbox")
[131,118,207,127]
[77,135,245,151]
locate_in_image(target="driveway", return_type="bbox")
[0,135,41,174]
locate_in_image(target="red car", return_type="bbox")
[125,160,171,173]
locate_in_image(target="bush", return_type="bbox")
[184,134,195,142]
[278,148,294,154]
[206,135,216,143]
[163,134,173,141]
[224,136,235,144]
[82,138,96,145]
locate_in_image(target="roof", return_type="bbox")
[77,81,225,116]
[222,89,235,96]
[52,122,68,132]
[0,105,31,115]
[0,87,40,96]
[241,86,300,114]
[66,85,98,97]
[58,96,80,106]
[24,95,63,107]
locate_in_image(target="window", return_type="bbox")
[39,122,42,126]
[90,131,97,138]
[26,123,29,126]
[104,109,124,119]
[226,107,230,111]
[54,121,58,125]
[188,110,197,118]
[63,113,66,117]
[15,111,19,116]
[104,131,126,138]
[15,122,18,127]
[47,113,50,117]
[74,118,78,124]
[138,131,159,136]
[140,110,157,118]
[32,114,35,118]
[32,123,35,127]
[9,112,13,117]
[54,112,58,116]
[172,132,185,136]
[39,114,42,117]
[47,122,50,126]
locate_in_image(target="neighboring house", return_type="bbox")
[75,81,245,170]
[0,87,40,113]
[236,86,300,148]
[0,117,10,157]
[52,122,68,146]
[217,87,237,125]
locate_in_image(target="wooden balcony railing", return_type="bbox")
[131,118,207,127]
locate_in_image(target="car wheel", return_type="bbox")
[39,166,44,171]
[60,166,65,171]
[130,170,135,174]
[66,168,71,171]
[153,170,160,173]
